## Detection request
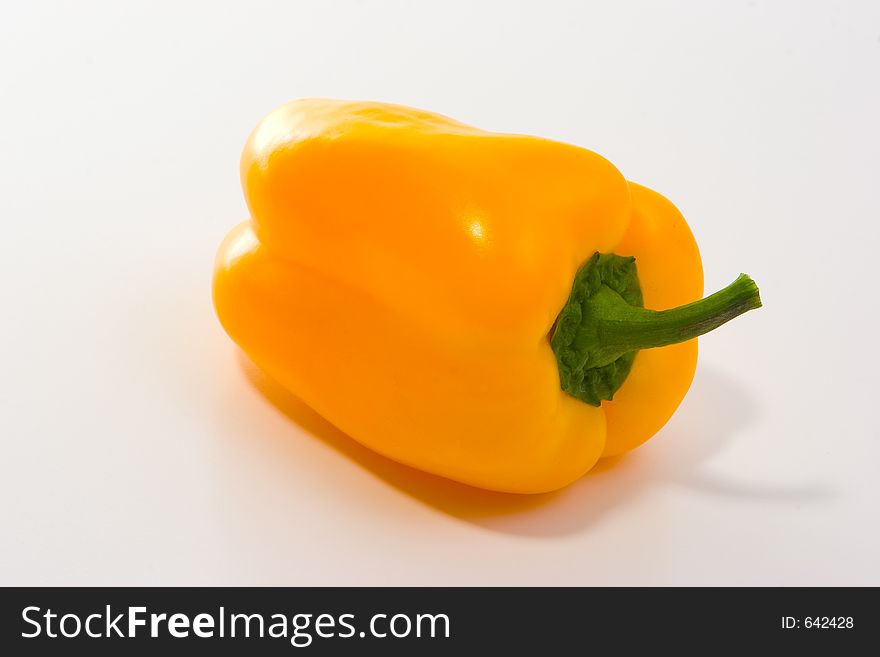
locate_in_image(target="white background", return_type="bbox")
[1,0,878,586]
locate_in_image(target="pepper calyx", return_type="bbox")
[551,253,761,406]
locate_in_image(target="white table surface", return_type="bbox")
[2,0,878,586]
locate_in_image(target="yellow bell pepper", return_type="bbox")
[213,99,761,494]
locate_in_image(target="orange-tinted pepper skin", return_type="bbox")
[213,99,703,494]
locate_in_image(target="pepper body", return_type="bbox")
[214,99,704,493]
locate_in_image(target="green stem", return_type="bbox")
[550,253,762,407]
[588,274,762,368]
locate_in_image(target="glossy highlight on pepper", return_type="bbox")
[213,99,761,494]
